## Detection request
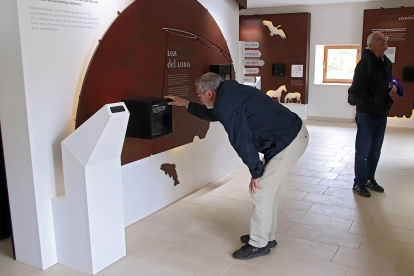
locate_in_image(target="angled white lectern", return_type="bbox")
[52,103,129,275]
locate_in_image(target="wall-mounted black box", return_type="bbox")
[272,63,285,76]
[210,64,232,80]
[403,68,414,82]
[122,98,173,140]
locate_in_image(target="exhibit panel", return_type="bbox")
[239,13,311,106]
[76,0,235,165]
[363,7,414,118]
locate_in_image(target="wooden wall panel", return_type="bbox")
[76,0,233,165]
[240,13,311,104]
[363,7,414,118]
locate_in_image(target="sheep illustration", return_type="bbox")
[262,20,286,39]
[266,85,286,102]
[284,92,301,103]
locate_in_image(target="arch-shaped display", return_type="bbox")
[76,0,233,165]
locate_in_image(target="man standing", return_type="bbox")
[351,31,399,197]
[165,72,308,260]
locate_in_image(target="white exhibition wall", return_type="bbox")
[0,0,42,269]
[241,0,414,127]
[0,0,241,270]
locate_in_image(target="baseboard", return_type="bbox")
[307,116,355,123]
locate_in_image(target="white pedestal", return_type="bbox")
[52,103,129,275]
[281,103,308,121]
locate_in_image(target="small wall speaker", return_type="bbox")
[403,68,414,82]
[272,63,285,76]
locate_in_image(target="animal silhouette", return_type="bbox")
[160,163,179,186]
[262,20,286,39]
[266,85,287,102]
[284,92,301,103]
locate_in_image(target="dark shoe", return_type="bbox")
[365,180,384,193]
[240,234,277,248]
[353,184,371,197]
[232,243,270,260]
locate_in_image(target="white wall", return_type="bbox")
[0,0,43,269]
[0,0,241,270]
[241,0,414,125]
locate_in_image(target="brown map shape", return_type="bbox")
[160,164,179,186]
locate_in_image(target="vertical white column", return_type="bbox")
[238,41,246,83]
[52,103,129,275]
[0,0,45,269]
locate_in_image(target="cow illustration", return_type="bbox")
[262,20,286,39]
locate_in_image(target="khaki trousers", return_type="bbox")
[249,124,309,248]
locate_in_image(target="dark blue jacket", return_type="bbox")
[187,80,302,178]
[351,49,394,118]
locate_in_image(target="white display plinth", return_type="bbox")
[52,103,129,275]
[281,103,308,120]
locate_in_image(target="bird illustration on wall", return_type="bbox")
[262,20,286,39]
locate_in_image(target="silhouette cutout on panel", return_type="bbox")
[262,20,286,39]
[160,163,179,186]
[266,85,286,102]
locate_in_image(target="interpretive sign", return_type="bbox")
[244,60,265,66]
[244,42,260,48]
[76,0,234,164]
[240,13,311,104]
[244,50,262,58]
[243,76,256,83]
[244,68,259,74]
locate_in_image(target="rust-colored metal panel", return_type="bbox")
[240,13,311,104]
[76,0,233,165]
[363,7,414,118]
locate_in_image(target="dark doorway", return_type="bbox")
[0,121,15,259]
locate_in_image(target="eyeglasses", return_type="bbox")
[373,36,388,43]
[197,89,209,98]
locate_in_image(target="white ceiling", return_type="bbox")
[247,0,394,8]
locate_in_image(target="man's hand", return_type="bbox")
[389,85,397,98]
[249,177,262,194]
[164,95,189,107]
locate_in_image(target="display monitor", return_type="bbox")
[122,98,173,140]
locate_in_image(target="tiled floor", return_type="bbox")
[1,120,414,276]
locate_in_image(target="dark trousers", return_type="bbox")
[354,113,387,186]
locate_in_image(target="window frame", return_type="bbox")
[323,45,360,84]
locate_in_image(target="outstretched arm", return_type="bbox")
[165,95,189,107]
[164,95,218,122]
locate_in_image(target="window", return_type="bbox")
[323,45,360,84]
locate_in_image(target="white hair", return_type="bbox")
[367,31,382,50]
[194,72,223,92]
